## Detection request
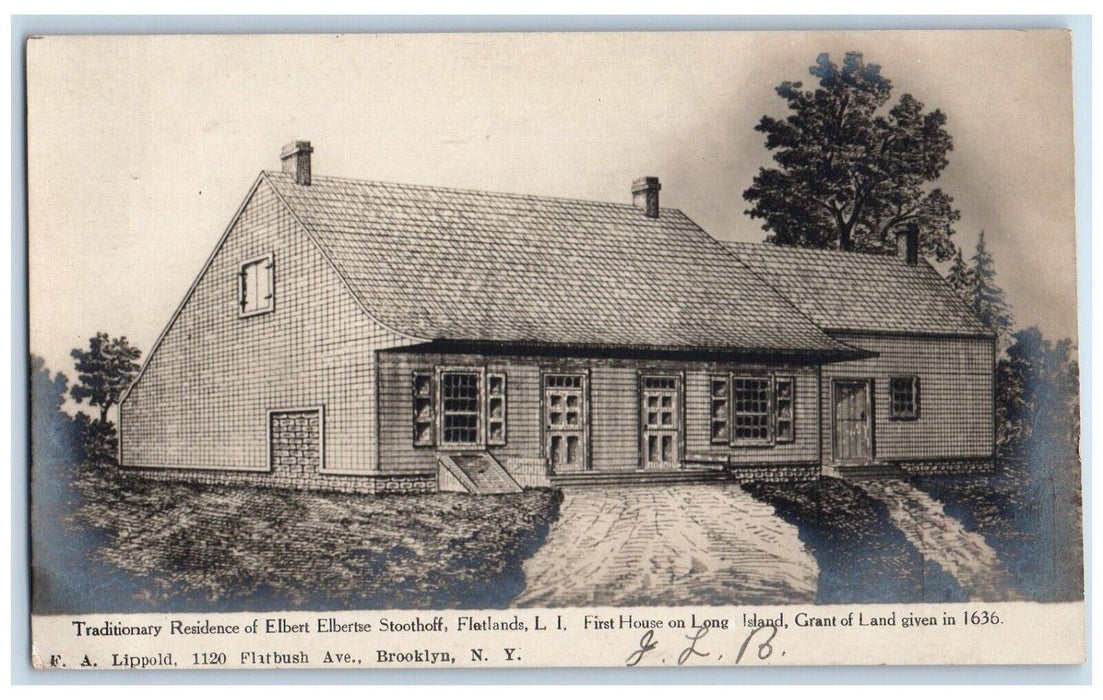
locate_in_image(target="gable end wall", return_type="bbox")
[119,180,411,473]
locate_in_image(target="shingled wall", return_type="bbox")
[821,332,995,464]
[119,179,413,476]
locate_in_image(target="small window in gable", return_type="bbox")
[240,254,274,316]
[889,376,920,420]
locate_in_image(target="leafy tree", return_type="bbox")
[75,414,119,464]
[969,231,1014,348]
[744,51,960,261]
[945,247,972,301]
[69,333,141,463]
[70,333,142,424]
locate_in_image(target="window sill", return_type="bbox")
[239,306,274,319]
[438,444,485,452]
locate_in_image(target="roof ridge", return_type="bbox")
[724,239,919,265]
[263,170,688,215]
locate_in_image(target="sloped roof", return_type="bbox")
[723,241,993,338]
[263,172,861,358]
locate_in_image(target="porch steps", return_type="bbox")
[438,454,523,494]
[835,463,908,481]
[550,468,734,488]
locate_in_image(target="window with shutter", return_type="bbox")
[487,373,507,446]
[412,372,434,446]
[775,376,795,443]
[239,254,274,316]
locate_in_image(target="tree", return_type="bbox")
[945,247,972,301]
[969,231,1014,348]
[996,327,1079,451]
[743,51,960,261]
[70,333,142,424]
[30,355,81,466]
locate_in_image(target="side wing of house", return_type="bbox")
[119,177,413,480]
[821,332,995,473]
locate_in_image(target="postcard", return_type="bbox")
[26,29,1084,669]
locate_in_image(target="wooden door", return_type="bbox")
[544,374,587,473]
[833,380,873,463]
[640,375,681,470]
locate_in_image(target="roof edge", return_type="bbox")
[381,337,874,363]
[826,327,998,341]
[259,172,430,346]
[120,173,268,405]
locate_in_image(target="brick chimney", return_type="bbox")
[280,141,313,186]
[896,223,920,265]
[632,177,661,218]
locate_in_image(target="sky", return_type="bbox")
[27,30,1077,402]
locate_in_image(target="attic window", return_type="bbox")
[889,376,920,420]
[239,254,274,317]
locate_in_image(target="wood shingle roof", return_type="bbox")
[264,172,862,358]
[724,241,994,338]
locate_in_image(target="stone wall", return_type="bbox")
[728,464,820,484]
[121,464,436,495]
[896,457,995,476]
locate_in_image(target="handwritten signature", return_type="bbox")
[625,625,779,667]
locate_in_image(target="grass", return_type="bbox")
[743,477,967,604]
[911,450,1084,602]
[33,465,561,613]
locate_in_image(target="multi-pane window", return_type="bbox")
[440,371,480,444]
[412,372,434,446]
[239,255,274,316]
[775,376,795,443]
[487,373,507,446]
[889,376,920,420]
[546,374,583,389]
[732,376,772,443]
[710,376,730,443]
[414,368,510,448]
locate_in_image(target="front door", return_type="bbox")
[833,380,873,463]
[640,374,681,470]
[544,374,587,473]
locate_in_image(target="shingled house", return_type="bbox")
[118,142,994,493]
[726,240,996,478]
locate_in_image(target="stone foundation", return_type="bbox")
[121,464,436,495]
[896,458,995,476]
[729,464,821,484]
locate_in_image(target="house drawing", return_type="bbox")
[118,142,996,494]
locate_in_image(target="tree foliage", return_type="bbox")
[70,333,142,424]
[968,231,1014,348]
[744,51,960,261]
[67,333,142,464]
[30,354,81,466]
[996,327,1079,451]
[945,247,972,299]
